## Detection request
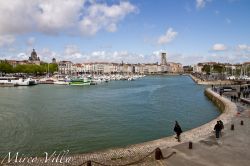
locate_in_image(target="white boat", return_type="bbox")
[54,79,69,85]
[39,77,57,84]
[0,77,36,86]
[240,75,250,80]
[226,76,236,80]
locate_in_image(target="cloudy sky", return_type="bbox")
[0,0,249,65]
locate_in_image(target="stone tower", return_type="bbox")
[161,52,167,65]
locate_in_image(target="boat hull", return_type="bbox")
[69,82,91,86]
[54,81,69,85]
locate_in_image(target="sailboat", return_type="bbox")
[39,63,56,84]
[54,75,69,85]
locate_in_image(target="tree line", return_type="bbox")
[0,61,58,75]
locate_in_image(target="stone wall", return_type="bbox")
[204,89,225,112]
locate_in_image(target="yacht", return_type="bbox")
[0,77,37,86]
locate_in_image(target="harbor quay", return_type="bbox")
[190,73,250,86]
[190,74,235,85]
[1,1,250,165]
[2,88,249,166]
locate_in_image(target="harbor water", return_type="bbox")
[0,76,220,156]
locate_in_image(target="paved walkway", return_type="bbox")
[144,106,250,166]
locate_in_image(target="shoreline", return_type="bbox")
[189,74,234,85]
[5,88,236,165]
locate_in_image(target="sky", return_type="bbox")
[0,0,250,65]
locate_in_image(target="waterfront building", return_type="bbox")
[2,50,184,75]
[58,61,73,75]
[145,63,159,74]
[103,63,119,74]
[52,58,56,64]
[95,63,105,74]
[193,64,203,73]
[4,60,29,67]
[71,63,85,75]
[133,64,141,74]
[28,49,40,65]
[167,62,183,73]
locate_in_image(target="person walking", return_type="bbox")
[214,121,222,139]
[238,92,241,99]
[218,120,224,137]
[174,121,182,142]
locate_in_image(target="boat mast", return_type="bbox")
[47,63,49,78]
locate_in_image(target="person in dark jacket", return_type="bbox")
[218,120,224,137]
[174,121,182,142]
[214,121,222,138]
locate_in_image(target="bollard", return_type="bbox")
[87,161,92,166]
[241,120,244,125]
[155,148,163,160]
[231,124,234,130]
[189,141,193,149]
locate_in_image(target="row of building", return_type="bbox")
[58,52,183,75]
[58,61,183,75]
[1,50,184,75]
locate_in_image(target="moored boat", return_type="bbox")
[0,77,37,86]
[54,79,69,85]
[39,77,56,84]
[69,77,91,86]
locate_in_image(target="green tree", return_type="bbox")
[202,65,210,74]
[40,63,58,74]
[0,61,13,73]
[213,64,223,73]
[49,63,58,73]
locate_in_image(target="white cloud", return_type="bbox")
[64,45,80,55]
[237,44,250,51]
[63,45,84,60]
[0,0,137,36]
[86,50,147,63]
[196,0,206,9]
[0,0,83,35]
[17,52,29,60]
[0,35,15,47]
[168,53,207,65]
[0,0,35,35]
[37,48,60,62]
[35,0,84,34]
[157,28,178,45]
[79,1,137,35]
[212,43,227,51]
[196,0,212,9]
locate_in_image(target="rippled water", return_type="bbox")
[0,76,220,156]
